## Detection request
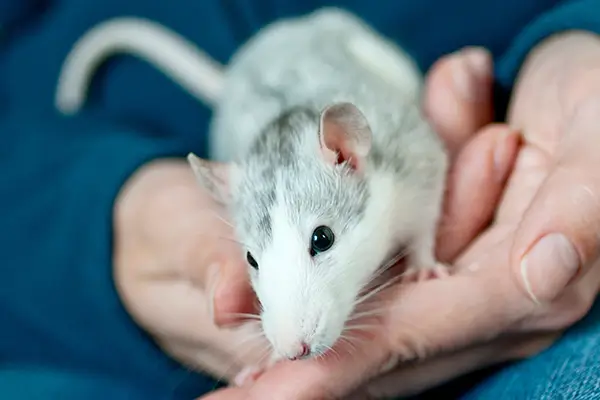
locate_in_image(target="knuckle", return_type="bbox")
[551,168,600,263]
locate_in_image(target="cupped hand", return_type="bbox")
[113,158,267,380]
[363,35,600,398]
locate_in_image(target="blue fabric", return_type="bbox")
[0,0,41,26]
[496,0,600,90]
[1,0,599,399]
[463,299,600,399]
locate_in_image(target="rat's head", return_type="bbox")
[189,103,390,360]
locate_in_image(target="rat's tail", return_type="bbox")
[55,17,224,115]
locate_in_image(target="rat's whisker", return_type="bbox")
[213,332,271,388]
[337,337,356,354]
[358,249,409,297]
[232,330,267,351]
[224,312,262,321]
[371,250,407,281]
[347,307,388,321]
[380,248,410,272]
[235,340,270,368]
[202,209,234,228]
[338,333,369,354]
[232,336,264,354]
[325,344,342,362]
[344,323,381,332]
[340,331,369,342]
[190,232,245,247]
[190,232,261,255]
[354,273,403,308]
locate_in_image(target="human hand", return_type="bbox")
[113,158,268,380]
[361,33,600,398]
[200,34,600,399]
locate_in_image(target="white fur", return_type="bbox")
[346,32,422,103]
[209,7,425,162]
[254,170,408,360]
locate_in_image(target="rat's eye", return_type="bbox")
[246,252,259,270]
[310,225,335,256]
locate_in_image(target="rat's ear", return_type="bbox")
[318,102,373,171]
[187,153,238,205]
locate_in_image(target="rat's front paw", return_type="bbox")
[401,262,450,283]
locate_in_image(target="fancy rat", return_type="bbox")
[188,8,450,365]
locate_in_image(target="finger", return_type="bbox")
[385,233,538,361]
[198,387,252,400]
[121,275,267,368]
[185,222,257,328]
[510,99,600,305]
[182,162,258,326]
[362,332,559,399]
[437,124,521,262]
[160,337,241,380]
[239,341,391,400]
[424,47,494,156]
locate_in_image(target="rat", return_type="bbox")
[187,8,450,381]
[52,6,450,385]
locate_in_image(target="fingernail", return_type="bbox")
[451,57,474,101]
[452,48,490,101]
[463,47,491,80]
[520,233,580,303]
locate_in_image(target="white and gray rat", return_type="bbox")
[53,6,449,375]
[189,8,450,364]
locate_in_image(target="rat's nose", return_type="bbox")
[288,342,311,360]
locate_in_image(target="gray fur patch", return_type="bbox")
[233,106,370,254]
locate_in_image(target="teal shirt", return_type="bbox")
[1,1,599,399]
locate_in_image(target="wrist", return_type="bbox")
[508,31,600,145]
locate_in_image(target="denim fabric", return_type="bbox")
[411,299,600,399]
[462,299,600,399]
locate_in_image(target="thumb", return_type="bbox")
[511,101,600,304]
[191,215,257,327]
[184,160,257,326]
